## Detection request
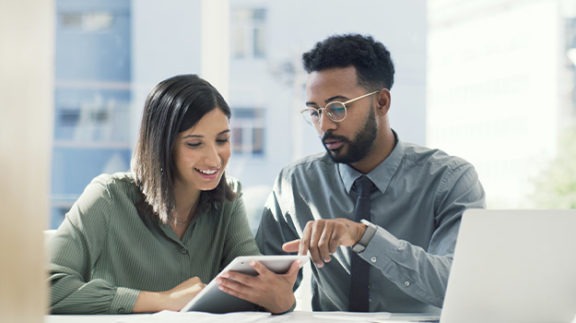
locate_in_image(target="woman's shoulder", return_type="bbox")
[87,172,139,200]
[67,172,140,229]
[90,171,135,187]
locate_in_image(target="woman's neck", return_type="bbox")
[172,182,201,226]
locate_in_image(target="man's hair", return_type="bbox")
[302,33,395,90]
[131,74,234,224]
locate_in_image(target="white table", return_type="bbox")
[46,311,439,323]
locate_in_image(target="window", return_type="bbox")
[60,12,114,31]
[231,8,267,59]
[231,108,266,156]
[51,0,131,228]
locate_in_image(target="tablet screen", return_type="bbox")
[180,255,308,313]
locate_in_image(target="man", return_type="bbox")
[255,34,485,314]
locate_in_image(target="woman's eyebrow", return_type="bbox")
[182,129,230,139]
[182,134,203,139]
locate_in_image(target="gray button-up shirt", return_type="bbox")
[255,137,485,314]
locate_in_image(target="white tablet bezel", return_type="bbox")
[180,255,308,313]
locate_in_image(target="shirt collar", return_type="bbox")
[338,130,404,195]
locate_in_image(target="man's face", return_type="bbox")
[305,66,378,164]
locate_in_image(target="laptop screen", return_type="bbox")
[441,209,576,323]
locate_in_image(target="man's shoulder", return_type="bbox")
[401,141,473,170]
[279,152,334,178]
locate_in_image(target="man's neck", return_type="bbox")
[349,128,396,174]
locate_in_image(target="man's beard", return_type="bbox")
[322,108,377,164]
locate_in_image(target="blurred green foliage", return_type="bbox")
[530,127,576,208]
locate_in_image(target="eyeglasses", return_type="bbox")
[300,90,380,125]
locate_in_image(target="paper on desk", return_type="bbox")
[309,312,391,322]
[285,312,437,323]
[130,310,271,323]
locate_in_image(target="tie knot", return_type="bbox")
[353,175,375,198]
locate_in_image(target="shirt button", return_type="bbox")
[404,281,411,287]
[370,256,377,263]
[179,248,188,254]
[397,241,406,251]
[117,308,126,313]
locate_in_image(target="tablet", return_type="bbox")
[180,255,308,313]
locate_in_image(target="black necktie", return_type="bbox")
[349,175,374,312]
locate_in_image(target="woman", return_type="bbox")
[48,74,299,314]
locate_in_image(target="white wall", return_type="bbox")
[130,0,204,146]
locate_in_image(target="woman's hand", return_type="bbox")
[216,260,302,314]
[133,276,205,313]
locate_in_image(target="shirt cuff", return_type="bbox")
[361,224,405,261]
[109,287,139,314]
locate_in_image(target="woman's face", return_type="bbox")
[173,108,231,192]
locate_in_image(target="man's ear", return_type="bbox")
[376,89,391,114]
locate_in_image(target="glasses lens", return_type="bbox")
[302,108,320,124]
[326,102,346,121]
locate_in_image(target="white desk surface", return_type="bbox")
[46,311,439,323]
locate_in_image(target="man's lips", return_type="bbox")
[323,138,345,150]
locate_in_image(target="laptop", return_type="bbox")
[441,209,576,323]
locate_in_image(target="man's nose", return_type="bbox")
[318,110,337,133]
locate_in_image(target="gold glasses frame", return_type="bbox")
[300,90,380,125]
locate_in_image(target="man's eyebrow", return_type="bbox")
[325,95,347,103]
[306,95,348,107]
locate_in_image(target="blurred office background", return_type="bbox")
[2,0,574,316]
[47,0,576,231]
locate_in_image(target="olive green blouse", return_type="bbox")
[48,172,259,314]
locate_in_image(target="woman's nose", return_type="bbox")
[204,144,222,168]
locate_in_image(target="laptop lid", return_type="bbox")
[441,209,576,323]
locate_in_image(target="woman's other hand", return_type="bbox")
[133,276,205,313]
[216,260,302,314]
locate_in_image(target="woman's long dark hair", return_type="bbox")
[131,74,235,223]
